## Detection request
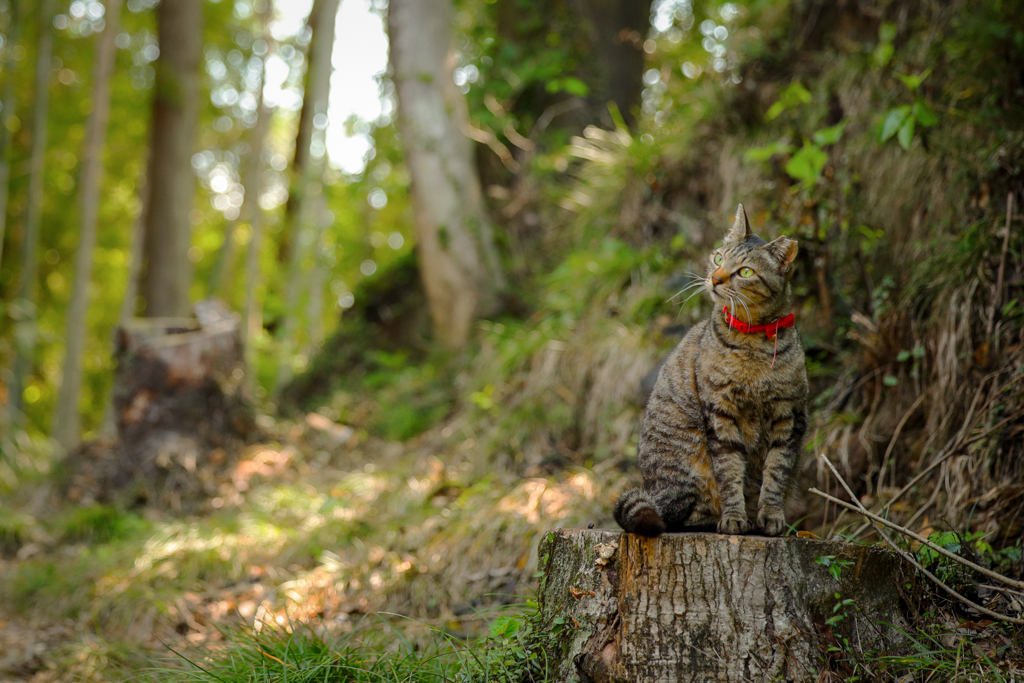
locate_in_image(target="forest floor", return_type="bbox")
[3,405,1024,682]
[0,409,616,682]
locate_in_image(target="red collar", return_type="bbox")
[723,306,795,340]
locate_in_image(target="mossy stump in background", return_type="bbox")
[535,528,913,683]
[67,299,256,510]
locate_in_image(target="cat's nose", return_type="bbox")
[711,268,727,285]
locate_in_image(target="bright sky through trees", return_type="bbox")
[271,0,388,175]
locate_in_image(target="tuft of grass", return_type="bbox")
[144,606,555,683]
[146,622,464,683]
[0,507,36,556]
[56,504,149,545]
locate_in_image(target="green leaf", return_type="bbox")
[883,375,898,386]
[912,99,939,127]
[879,106,911,142]
[896,350,911,362]
[897,116,915,150]
[879,22,897,43]
[784,142,828,185]
[872,43,894,68]
[744,140,794,162]
[560,77,590,97]
[812,121,847,146]
[767,81,811,120]
[489,616,522,639]
[896,69,931,93]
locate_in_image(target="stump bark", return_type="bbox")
[536,529,913,683]
[67,300,257,509]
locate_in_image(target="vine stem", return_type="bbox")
[811,454,1024,625]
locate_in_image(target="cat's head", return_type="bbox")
[705,204,798,321]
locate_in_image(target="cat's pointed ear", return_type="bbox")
[725,204,752,244]
[765,236,798,273]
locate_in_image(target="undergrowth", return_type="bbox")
[3,1,1024,681]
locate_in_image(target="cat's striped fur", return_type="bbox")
[615,205,808,537]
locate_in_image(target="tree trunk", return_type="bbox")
[492,0,651,135]
[0,0,25,271]
[9,0,55,425]
[207,6,272,300]
[239,10,275,362]
[139,0,202,317]
[576,0,652,129]
[98,170,148,439]
[390,0,506,349]
[53,0,123,451]
[274,0,338,392]
[536,529,913,683]
[240,104,271,358]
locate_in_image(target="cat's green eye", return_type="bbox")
[739,267,754,277]
[713,253,723,265]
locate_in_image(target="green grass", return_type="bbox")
[148,625,461,682]
[144,611,553,683]
[56,503,150,544]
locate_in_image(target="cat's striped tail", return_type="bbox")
[614,487,666,537]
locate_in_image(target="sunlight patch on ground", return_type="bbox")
[497,471,598,524]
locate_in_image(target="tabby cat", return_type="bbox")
[615,204,808,537]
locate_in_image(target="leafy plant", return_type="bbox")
[766,81,812,120]
[878,70,940,150]
[816,554,855,581]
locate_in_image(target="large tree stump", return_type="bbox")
[67,300,257,509]
[535,529,914,683]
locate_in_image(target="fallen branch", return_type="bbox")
[809,487,1024,592]
[811,454,1024,625]
[981,584,1024,600]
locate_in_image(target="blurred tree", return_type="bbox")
[576,0,652,129]
[9,0,55,426]
[238,9,274,361]
[274,0,339,392]
[53,0,123,451]
[390,0,506,349]
[483,0,652,136]
[205,3,272,301]
[139,0,203,317]
[0,0,24,271]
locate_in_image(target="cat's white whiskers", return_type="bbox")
[667,281,706,303]
[732,290,755,324]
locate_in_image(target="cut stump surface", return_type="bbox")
[536,528,913,683]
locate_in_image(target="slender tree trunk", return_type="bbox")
[301,192,330,358]
[99,169,148,439]
[139,0,203,317]
[390,0,506,349]
[207,39,272,300]
[53,0,123,451]
[240,104,270,353]
[239,4,276,362]
[0,0,25,271]
[9,0,55,425]
[274,0,339,392]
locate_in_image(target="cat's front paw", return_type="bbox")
[757,507,787,536]
[718,515,752,535]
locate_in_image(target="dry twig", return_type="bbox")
[811,454,1024,625]
[985,192,1013,339]
[809,487,1024,591]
